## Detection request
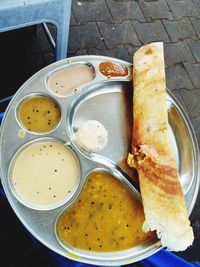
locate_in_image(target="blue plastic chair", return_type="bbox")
[0,0,72,60]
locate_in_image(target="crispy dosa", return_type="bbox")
[130,42,194,251]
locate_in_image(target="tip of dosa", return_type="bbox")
[134,42,163,56]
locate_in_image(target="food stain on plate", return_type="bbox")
[47,64,94,96]
[56,171,155,252]
[17,95,61,133]
[9,140,80,208]
[18,128,27,138]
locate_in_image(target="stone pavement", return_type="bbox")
[0,0,200,266]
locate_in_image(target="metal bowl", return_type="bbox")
[8,137,81,211]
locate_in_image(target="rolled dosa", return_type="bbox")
[130,42,194,251]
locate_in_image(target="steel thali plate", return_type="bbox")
[0,55,199,266]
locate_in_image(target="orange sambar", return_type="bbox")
[57,171,154,252]
[18,96,61,133]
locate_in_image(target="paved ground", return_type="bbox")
[0,0,200,266]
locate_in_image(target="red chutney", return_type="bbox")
[57,171,155,252]
[99,61,129,78]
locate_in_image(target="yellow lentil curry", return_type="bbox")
[57,171,154,252]
[18,96,61,133]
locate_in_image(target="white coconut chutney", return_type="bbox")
[74,120,108,152]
